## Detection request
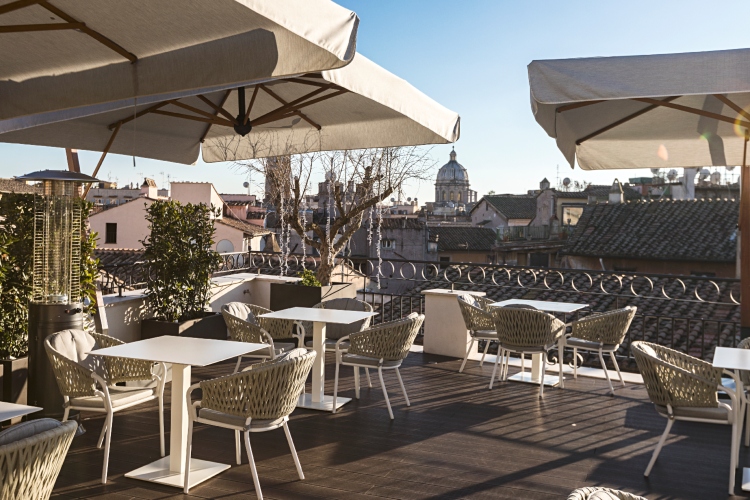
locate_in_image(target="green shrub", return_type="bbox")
[298,269,322,287]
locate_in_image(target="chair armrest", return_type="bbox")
[335,335,350,354]
[570,308,635,345]
[46,347,99,398]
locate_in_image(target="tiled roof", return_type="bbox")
[555,190,588,199]
[562,199,738,262]
[478,195,537,220]
[0,178,40,194]
[225,200,249,206]
[372,218,426,230]
[94,248,144,267]
[217,215,269,235]
[430,226,497,251]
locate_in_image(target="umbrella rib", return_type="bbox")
[633,97,750,128]
[83,122,121,199]
[713,94,750,122]
[38,1,137,62]
[258,85,321,130]
[253,87,346,129]
[200,90,232,143]
[251,85,333,126]
[108,101,169,130]
[576,96,680,145]
[244,86,259,125]
[150,109,234,127]
[556,100,605,113]
[196,94,237,124]
[169,100,225,122]
[0,22,84,33]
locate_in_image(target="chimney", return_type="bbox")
[609,179,624,204]
[540,177,550,190]
[683,168,698,200]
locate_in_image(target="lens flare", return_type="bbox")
[657,144,669,161]
[733,105,750,137]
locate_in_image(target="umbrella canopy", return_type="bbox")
[0,0,358,132]
[528,48,750,170]
[0,53,460,164]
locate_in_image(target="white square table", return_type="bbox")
[0,402,41,422]
[93,336,266,489]
[489,299,588,387]
[260,307,376,411]
[712,346,750,491]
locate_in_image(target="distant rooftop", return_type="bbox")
[0,178,41,194]
[430,226,497,252]
[476,195,537,220]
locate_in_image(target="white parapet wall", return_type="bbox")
[103,274,301,343]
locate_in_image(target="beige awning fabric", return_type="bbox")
[0,54,460,164]
[528,48,750,170]
[0,0,358,133]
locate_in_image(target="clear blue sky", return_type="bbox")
[1,0,748,200]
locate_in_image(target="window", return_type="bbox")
[457,192,462,202]
[105,223,117,244]
[562,205,584,226]
[439,256,450,269]
[381,239,394,249]
[442,191,446,201]
[450,191,455,201]
[529,253,548,267]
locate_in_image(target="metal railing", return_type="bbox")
[97,251,741,368]
[497,225,551,241]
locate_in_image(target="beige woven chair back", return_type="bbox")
[631,341,722,409]
[222,302,259,325]
[299,298,374,340]
[573,306,637,346]
[567,486,646,500]
[45,329,104,398]
[200,348,315,420]
[0,419,77,499]
[736,337,750,386]
[348,314,425,361]
[490,307,565,348]
[457,294,494,333]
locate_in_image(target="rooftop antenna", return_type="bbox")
[556,164,560,189]
[160,171,166,189]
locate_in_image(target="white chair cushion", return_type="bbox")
[70,387,156,408]
[198,408,284,430]
[340,353,401,368]
[565,337,618,352]
[223,302,258,325]
[655,404,730,421]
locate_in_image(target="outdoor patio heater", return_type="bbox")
[16,170,98,416]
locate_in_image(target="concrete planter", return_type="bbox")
[141,312,226,340]
[1,356,28,424]
[270,282,355,310]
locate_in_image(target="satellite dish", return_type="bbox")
[650,168,661,176]
[667,169,678,181]
[243,181,249,188]
[700,168,710,180]
[727,166,736,171]
[407,197,412,202]
[390,198,396,202]
[562,177,571,187]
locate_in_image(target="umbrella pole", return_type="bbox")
[742,129,750,338]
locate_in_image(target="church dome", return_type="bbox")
[436,148,468,183]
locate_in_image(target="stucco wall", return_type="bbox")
[89,199,152,249]
[171,183,223,217]
[470,200,508,230]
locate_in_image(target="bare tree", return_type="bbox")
[211,133,435,284]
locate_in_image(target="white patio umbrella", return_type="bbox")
[0,53,460,165]
[527,47,750,335]
[0,0,359,133]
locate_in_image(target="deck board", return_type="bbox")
[51,351,749,499]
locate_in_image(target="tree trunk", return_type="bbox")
[316,246,334,285]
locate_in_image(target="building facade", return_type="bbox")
[432,148,477,216]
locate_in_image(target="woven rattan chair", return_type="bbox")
[489,307,566,396]
[567,486,646,500]
[558,306,637,394]
[184,348,315,499]
[45,329,166,484]
[0,418,77,500]
[222,302,297,372]
[456,294,502,373]
[332,313,425,419]
[632,341,740,495]
[735,337,750,448]
[239,303,306,347]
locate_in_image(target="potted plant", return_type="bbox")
[140,200,225,340]
[269,269,355,310]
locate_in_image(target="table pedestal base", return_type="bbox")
[125,456,229,488]
[296,394,351,411]
[507,372,561,387]
[741,467,750,491]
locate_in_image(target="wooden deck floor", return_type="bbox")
[50,351,749,500]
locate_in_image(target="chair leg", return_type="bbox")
[459,338,475,373]
[365,368,372,387]
[62,408,69,422]
[332,359,340,414]
[521,353,525,374]
[610,351,625,388]
[235,430,241,465]
[731,417,739,494]
[354,366,360,399]
[538,366,544,398]
[283,422,305,480]
[745,399,750,447]
[234,356,243,374]
[183,417,195,493]
[244,431,263,500]
[378,367,394,420]
[395,368,410,406]
[489,348,502,390]
[645,418,674,476]
[101,412,113,484]
[502,350,510,381]
[598,350,614,394]
[479,340,490,367]
[573,348,578,379]
[159,393,165,457]
[97,420,107,449]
